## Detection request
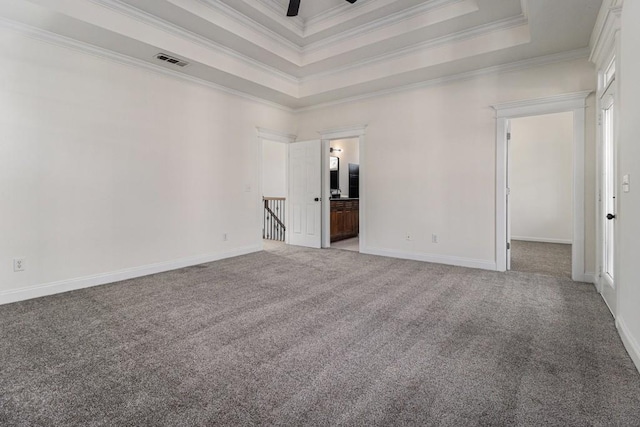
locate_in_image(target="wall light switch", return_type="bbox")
[622,174,630,193]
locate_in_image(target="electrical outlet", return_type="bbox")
[223,233,228,241]
[432,234,438,243]
[13,258,25,272]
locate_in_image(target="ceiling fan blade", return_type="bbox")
[287,0,301,16]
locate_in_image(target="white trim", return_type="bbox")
[0,246,261,306]
[492,91,592,117]
[257,127,297,143]
[295,48,590,113]
[617,316,640,374]
[362,247,497,271]
[318,125,367,140]
[0,16,295,113]
[589,3,622,68]
[580,273,598,289]
[303,0,478,52]
[511,236,572,245]
[492,92,591,281]
[197,0,303,53]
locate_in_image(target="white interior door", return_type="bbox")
[600,86,616,314]
[289,140,322,248]
[506,121,512,270]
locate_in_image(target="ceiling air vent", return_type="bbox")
[155,53,189,67]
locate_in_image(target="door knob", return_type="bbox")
[314,197,320,202]
[606,213,616,220]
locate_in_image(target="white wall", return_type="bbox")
[330,138,359,197]
[0,29,294,303]
[296,58,597,271]
[510,112,574,244]
[617,0,640,371]
[262,140,287,198]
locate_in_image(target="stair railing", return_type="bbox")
[263,197,286,242]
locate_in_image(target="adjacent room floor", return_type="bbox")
[1,244,639,426]
[331,236,359,252]
[510,240,572,278]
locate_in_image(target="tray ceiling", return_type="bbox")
[0,0,602,109]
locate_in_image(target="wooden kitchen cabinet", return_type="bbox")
[330,199,359,242]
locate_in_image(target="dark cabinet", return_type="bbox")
[330,199,359,242]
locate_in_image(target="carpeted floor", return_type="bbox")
[1,245,639,426]
[510,240,572,278]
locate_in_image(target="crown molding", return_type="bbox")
[304,0,399,36]
[306,0,376,27]
[589,1,622,68]
[0,16,295,113]
[301,14,528,83]
[91,0,300,82]
[198,0,303,54]
[295,48,590,113]
[303,0,477,54]
[252,0,305,33]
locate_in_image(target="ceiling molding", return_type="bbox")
[0,16,295,113]
[252,0,305,32]
[295,48,590,113]
[303,0,478,54]
[304,0,401,36]
[589,2,622,68]
[91,0,300,81]
[196,0,303,53]
[301,14,529,82]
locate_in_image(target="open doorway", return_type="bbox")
[507,112,574,278]
[261,138,289,250]
[327,138,360,252]
[493,92,589,282]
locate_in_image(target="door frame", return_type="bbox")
[492,91,591,281]
[256,127,296,246]
[318,125,367,250]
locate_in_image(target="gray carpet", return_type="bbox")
[511,240,572,278]
[1,244,639,426]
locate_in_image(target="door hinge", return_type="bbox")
[507,132,511,140]
[507,242,511,250]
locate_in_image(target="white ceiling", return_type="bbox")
[0,0,602,109]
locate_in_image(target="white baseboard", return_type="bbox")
[0,245,262,306]
[617,316,640,374]
[511,236,572,244]
[361,246,497,271]
[577,272,596,284]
